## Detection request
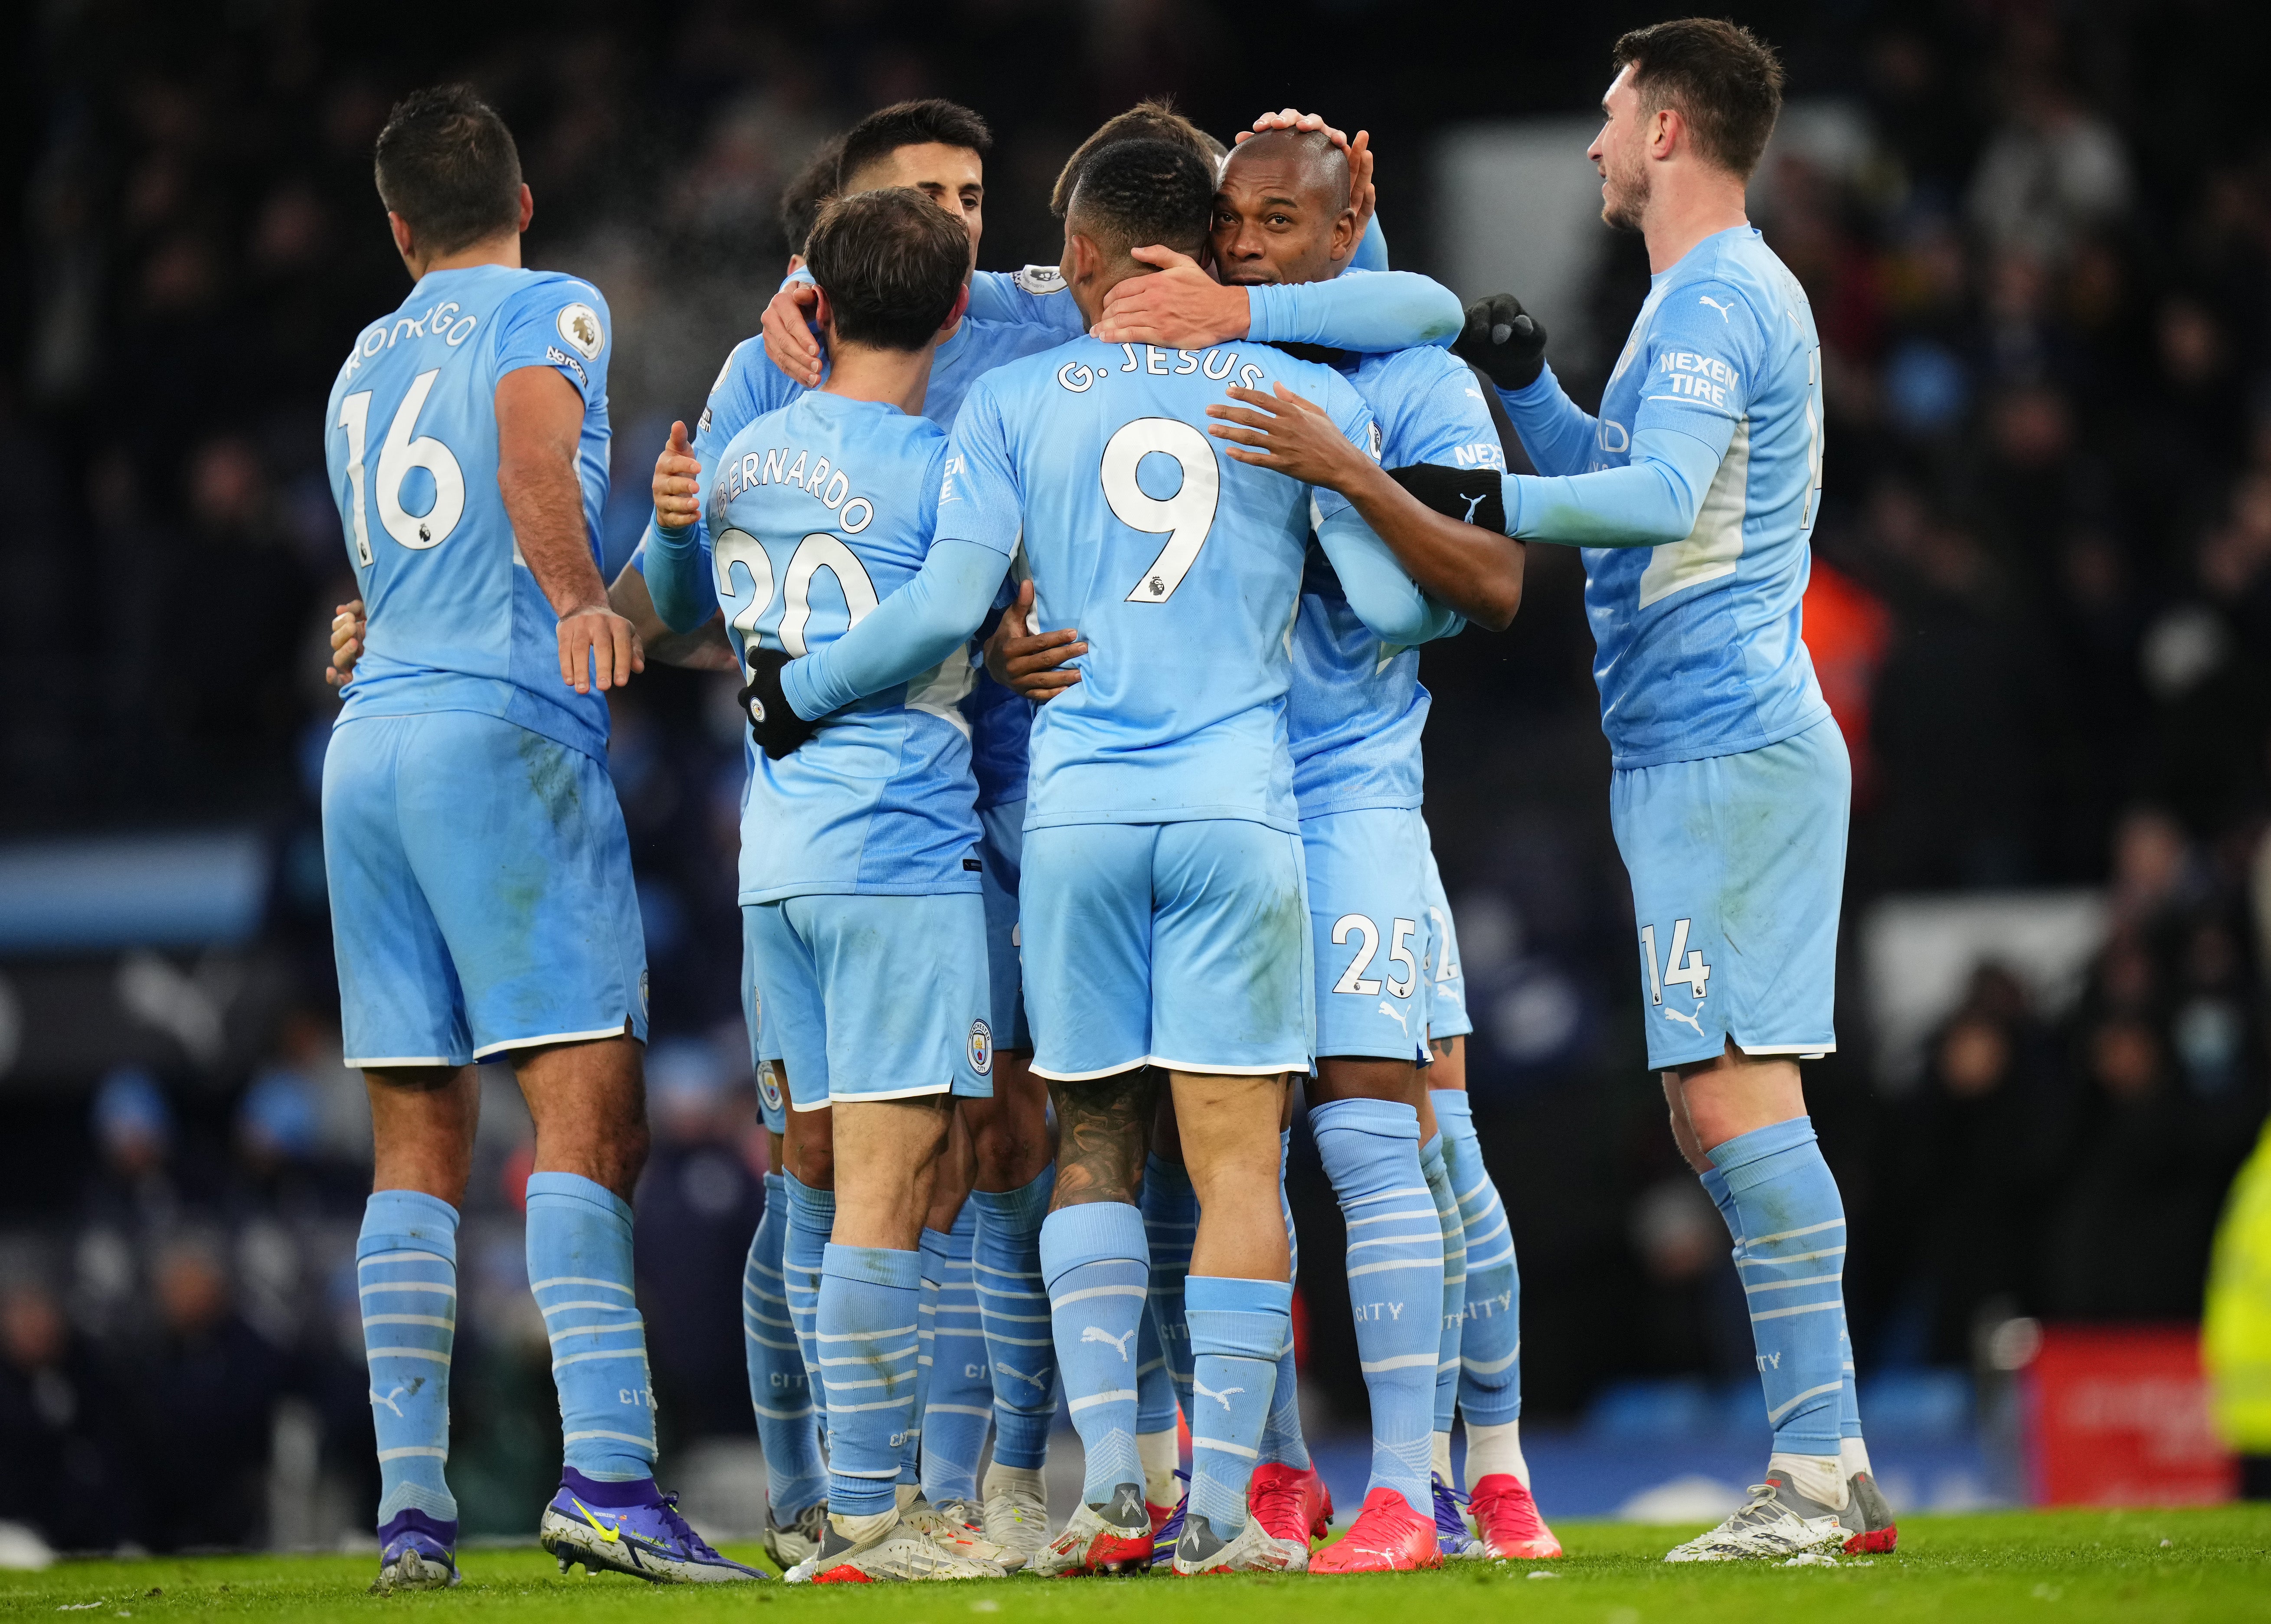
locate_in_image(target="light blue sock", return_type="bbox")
[359,1189,460,1528]
[909,1228,944,1490]
[1698,1162,1743,1253]
[1141,1154,1197,1418]
[816,1244,921,1518]
[1422,1135,1466,1441]
[1709,1117,1848,1458]
[970,1168,1054,1470]
[1839,1311,1864,1443]
[526,1172,654,1482]
[745,1174,825,1513]
[1312,1096,1439,1516]
[1040,1201,1149,1505]
[1434,1091,1521,1425]
[1136,1301,1179,1433]
[921,1206,993,1504]
[782,1169,834,1443]
[1185,1275,1291,1538]
[1259,1129,1309,1470]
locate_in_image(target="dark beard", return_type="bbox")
[1601,170,1647,232]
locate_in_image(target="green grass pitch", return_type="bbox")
[4,1509,2269,1623]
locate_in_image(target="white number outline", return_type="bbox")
[1385,917,1419,1000]
[1103,417,1220,604]
[1639,918,1710,1005]
[372,369,466,551]
[710,530,880,660]
[1331,914,1384,996]
[336,393,374,566]
[1426,904,1460,985]
[779,532,879,656]
[1801,342,1825,532]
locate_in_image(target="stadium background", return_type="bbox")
[0,0,2267,1554]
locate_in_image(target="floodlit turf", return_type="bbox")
[3,1509,2269,1622]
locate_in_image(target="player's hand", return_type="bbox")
[1236,111,1374,241]
[1206,381,1372,490]
[1094,247,1247,347]
[557,603,645,694]
[652,420,702,532]
[325,599,367,688]
[1453,293,1549,392]
[739,647,820,759]
[761,282,826,388]
[984,579,1084,703]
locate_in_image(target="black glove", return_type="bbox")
[1453,293,1548,392]
[738,647,820,760]
[1387,464,1505,534]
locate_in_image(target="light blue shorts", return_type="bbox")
[1610,717,1850,1071]
[1300,808,1430,1063]
[1419,838,1474,1043]
[743,894,995,1111]
[1020,820,1311,1081]
[976,799,1032,1052]
[738,921,789,1134]
[324,711,648,1069]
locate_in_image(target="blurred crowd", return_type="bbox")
[0,1031,773,1549]
[1,0,2268,1551]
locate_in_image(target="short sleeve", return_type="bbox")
[933,380,1024,557]
[493,277,609,406]
[1635,278,1763,439]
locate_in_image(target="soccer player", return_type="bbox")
[1387,18,1894,1561]
[320,85,753,1588]
[1108,122,1554,1570]
[643,186,1008,1584]
[645,100,1069,1566]
[1417,857,1558,1559]
[738,135,1453,1577]
[662,98,1468,1564]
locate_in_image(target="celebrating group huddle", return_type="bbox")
[323,13,1895,1596]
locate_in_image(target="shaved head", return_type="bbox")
[1222,127,1349,211]
[1211,128,1360,288]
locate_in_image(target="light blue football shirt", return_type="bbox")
[1495,225,1831,769]
[936,337,1380,833]
[1289,343,1494,817]
[324,265,613,760]
[649,313,1064,811]
[707,391,980,903]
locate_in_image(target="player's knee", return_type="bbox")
[365,1064,465,1094]
[972,1104,1047,1189]
[792,1133,837,1190]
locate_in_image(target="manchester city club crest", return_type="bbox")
[967,1018,992,1077]
[757,1061,784,1115]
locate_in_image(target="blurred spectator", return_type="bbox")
[1628,1177,1751,1385]
[633,1036,766,1442]
[82,1067,181,1232]
[131,1238,289,1550]
[1889,967,2067,1362]
[0,1279,129,1551]
[1965,74,2133,259]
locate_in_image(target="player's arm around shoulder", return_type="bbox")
[1208,366,1514,632]
[766,404,1014,737]
[965,265,1087,337]
[491,280,641,695]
